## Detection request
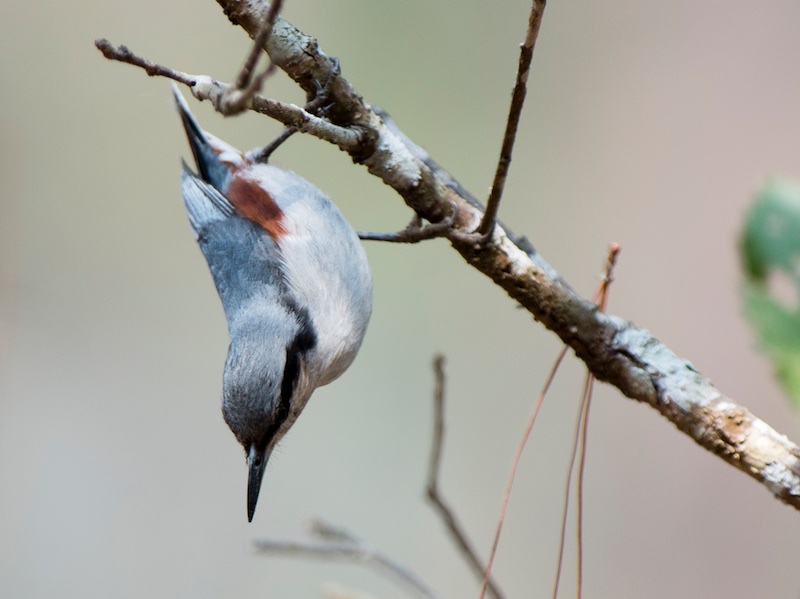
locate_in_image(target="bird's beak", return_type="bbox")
[247,444,268,522]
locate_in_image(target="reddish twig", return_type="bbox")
[553,244,621,598]
[551,368,589,599]
[479,345,569,599]
[575,374,593,599]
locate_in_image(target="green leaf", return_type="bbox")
[740,177,800,406]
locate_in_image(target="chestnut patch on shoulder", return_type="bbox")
[226,174,287,241]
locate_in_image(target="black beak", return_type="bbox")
[247,444,268,522]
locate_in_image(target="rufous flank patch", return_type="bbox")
[226,174,287,241]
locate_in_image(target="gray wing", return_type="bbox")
[180,167,287,327]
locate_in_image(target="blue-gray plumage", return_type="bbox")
[174,87,372,522]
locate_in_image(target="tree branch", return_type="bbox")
[97,1,800,511]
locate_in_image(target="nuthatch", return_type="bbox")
[173,88,372,522]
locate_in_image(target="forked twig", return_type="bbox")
[94,39,360,150]
[219,0,284,115]
[372,107,538,256]
[254,518,440,599]
[478,0,547,237]
[233,0,283,90]
[426,356,506,599]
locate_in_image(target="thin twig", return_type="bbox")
[359,204,460,244]
[218,0,285,114]
[478,0,547,237]
[373,107,538,256]
[254,518,440,599]
[595,243,621,313]
[576,375,593,599]
[553,244,621,598]
[95,39,196,85]
[551,364,590,599]
[479,346,569,599]
[233,0,283,91]
[426,356,506,599]
[254,59,343,163]
[429,356,446,491]
[217,1,282,116]
[254,127,298,163]
[577,245,619,597]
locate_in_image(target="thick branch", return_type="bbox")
[215,0,369,126]
[97,2,800,510]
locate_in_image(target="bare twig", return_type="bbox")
[595,244,621,312]
[218,0,284,115]
[478,0,547,237]
[479,346,569,599]
[95,39,196,85]
[254,127,297,163]
[254,59,342,163]
[254,518,440,599]
[358,203,461,244]
[233,0,283,91]
[426,356,506,599]
[310,518,360,544]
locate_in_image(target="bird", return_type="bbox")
[173,87,372,522]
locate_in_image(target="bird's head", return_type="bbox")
[221,307,317,522]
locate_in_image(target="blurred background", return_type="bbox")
[2,0,800,597]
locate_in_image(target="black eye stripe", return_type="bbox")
[263,308,317,447]
[278,348,300,421]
